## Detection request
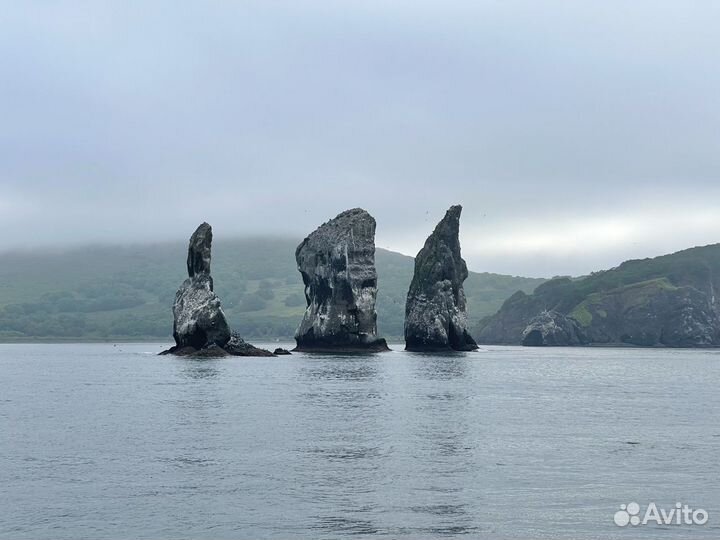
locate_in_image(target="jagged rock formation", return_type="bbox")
[161,223,273,357]
[294,208,389,352]
[172,223,230,350]
[522,310,586,346]
[404,205,479,351]
[477,243,720,347]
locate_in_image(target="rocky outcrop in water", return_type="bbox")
[294,208,389,352]
[404,205,478,351]
[224,333,275,357]
[161,223,273,357]
[521,310,586,346]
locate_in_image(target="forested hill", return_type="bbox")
[0,238,545,341]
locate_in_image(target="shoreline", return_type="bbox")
[0,337,407,346]
[1,338,720,350]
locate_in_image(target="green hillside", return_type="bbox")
[0,238,544,341]
[476,243,720,346]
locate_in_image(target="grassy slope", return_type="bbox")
[0,238,544,341]
[478,242,720,340]
[539,243,720,310]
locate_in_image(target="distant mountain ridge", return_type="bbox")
[477,243,720,347]
[0,238,544,341]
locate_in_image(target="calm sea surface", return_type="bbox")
[1,343,718,539]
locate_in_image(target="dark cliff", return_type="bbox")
[477,243,720,347]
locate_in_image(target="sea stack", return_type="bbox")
[172,222,231,350]
[294,208,389,352]
[161,223,273,357]
[404,205,479,351]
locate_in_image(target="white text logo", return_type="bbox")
[614,502,708,527]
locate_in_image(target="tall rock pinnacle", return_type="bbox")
[160,223,275,357]
[404,205,479,351]
[171,223,231,350]
[186,222,213,279]
[294,208,389,352]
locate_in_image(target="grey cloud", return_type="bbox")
[1,1,719,277]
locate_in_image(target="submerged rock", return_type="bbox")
[404,205,478,351]
[161,223,273,357]
[294,208,389,352]
[186,344,230,358]
[521,310,586,346]
[273,347,292,355]
[224,334,275,357]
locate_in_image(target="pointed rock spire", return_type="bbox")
[404,205,478,351]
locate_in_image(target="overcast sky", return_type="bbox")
[1,1,719,277]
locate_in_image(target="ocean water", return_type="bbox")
[1,343,718,539]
